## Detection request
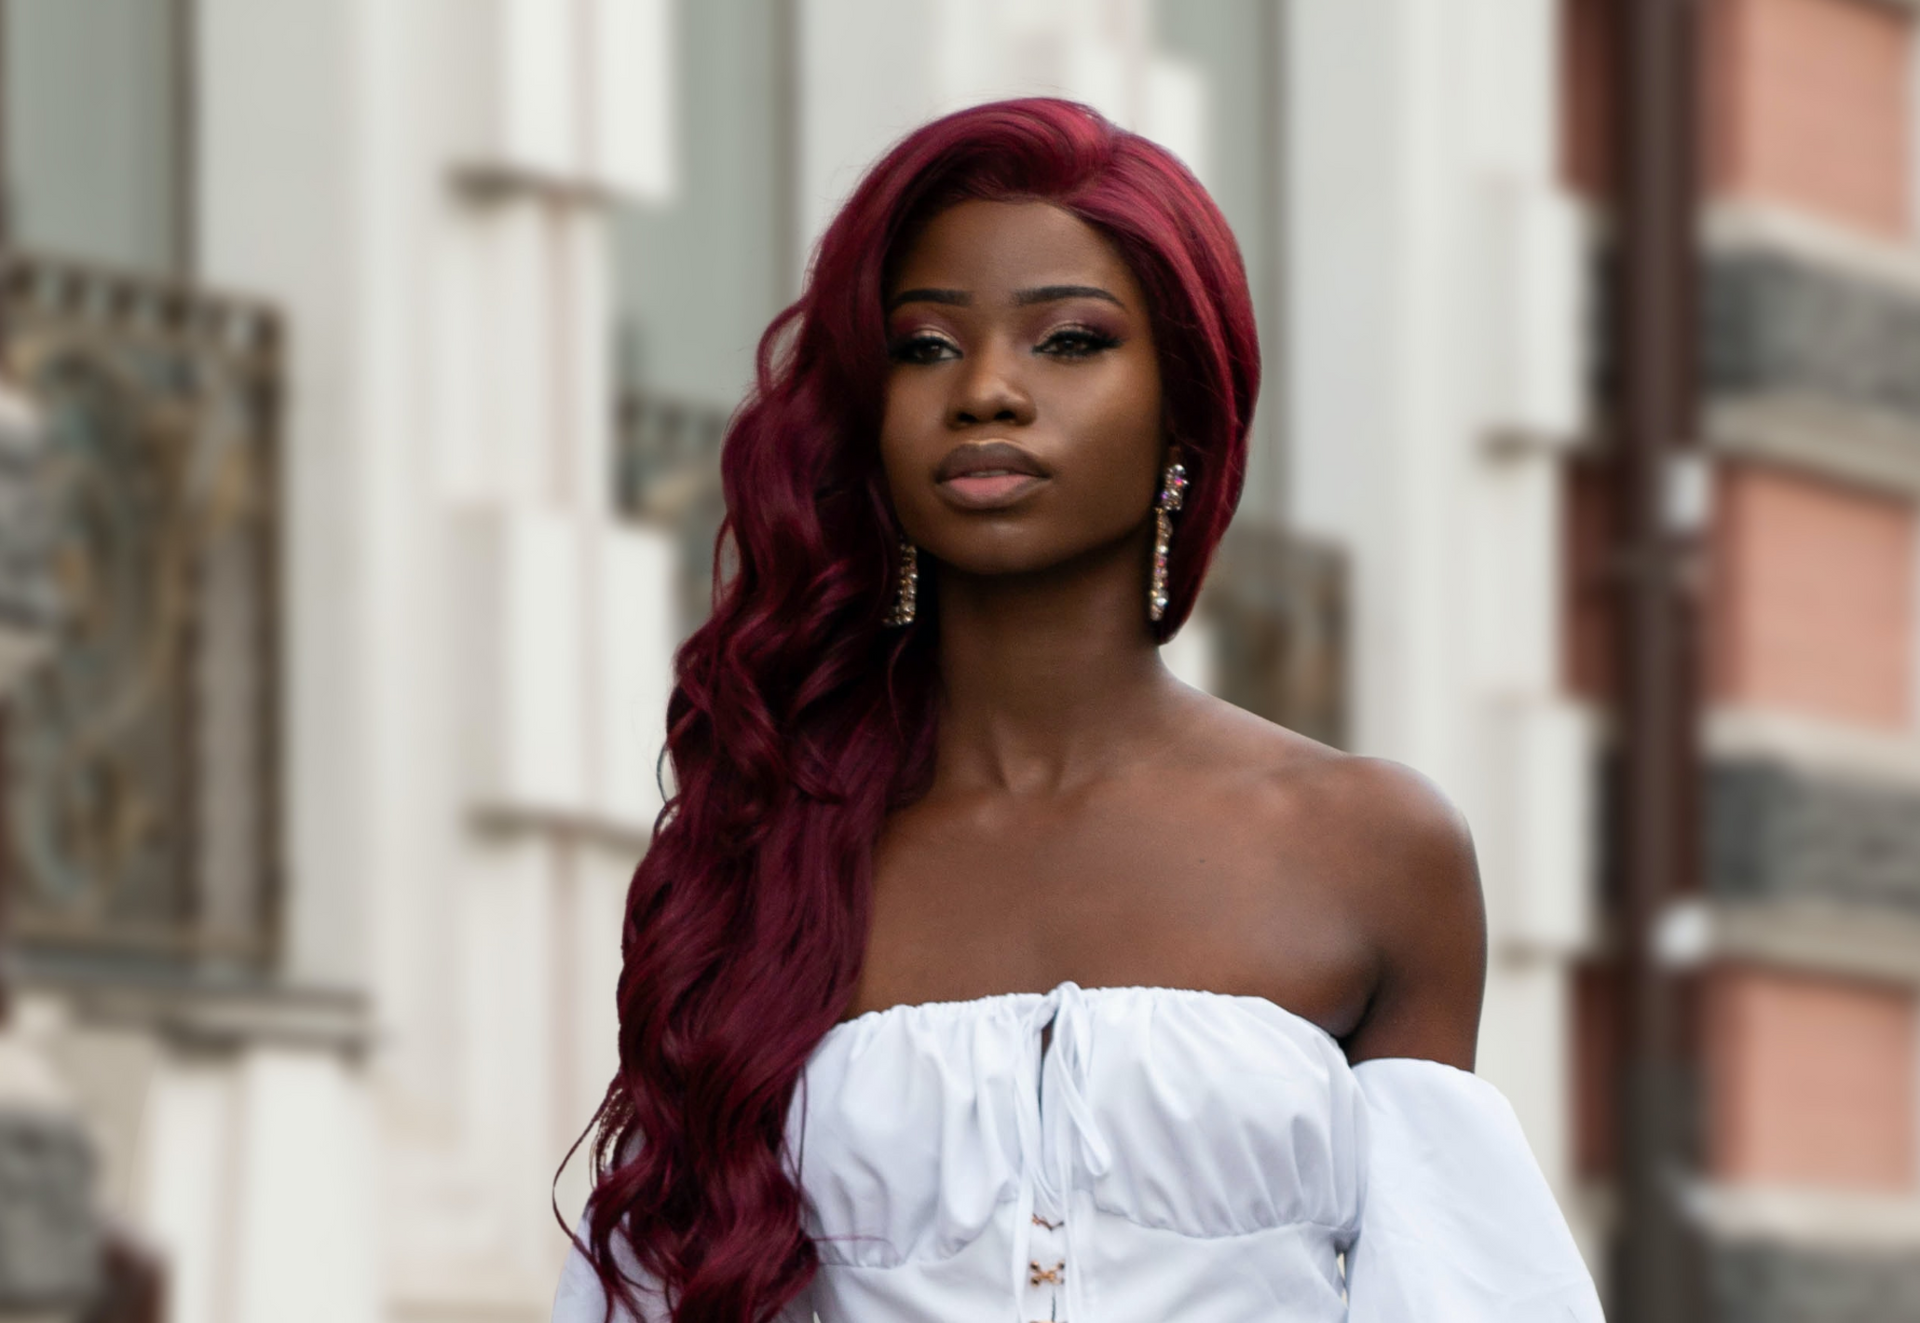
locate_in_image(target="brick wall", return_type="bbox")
[1709,463,1916,729]
[1560,0,1615,197]
[1562,1,1920,1307]
[1564,0,1916,238]
[1707,0,1914,238]
[1706,966,1916,1188]
[1561,458,1616,701]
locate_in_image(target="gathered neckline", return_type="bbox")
[829,981,1344,1049]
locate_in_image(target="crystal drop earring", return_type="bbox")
[885,538,918,627]
[1148,457,1187,623]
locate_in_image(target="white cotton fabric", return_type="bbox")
[552,983,1604,1322]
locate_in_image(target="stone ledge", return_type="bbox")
[1703,899,1920,988]
[9,963,371,1058]
[1692,1183,1920,1253]
[1706,203,1920,300]
[1704,246,1920,422]
[1708,390,1920,500]
[1708,759,1920,915]
[468,801,657,857]
[1584,1179,1920,1321]
[1699,202,1920,500]
[1690,1179,1920,1322]
[1706,708,1920,792]
[1708,1233,1920,1323]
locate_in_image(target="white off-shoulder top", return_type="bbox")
[553,982,1605,1322]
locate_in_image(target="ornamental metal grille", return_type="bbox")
[0,254,282,972]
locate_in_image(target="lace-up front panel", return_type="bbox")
[794,984,1364,1322]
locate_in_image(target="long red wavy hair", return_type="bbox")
[575,97,1260,1323]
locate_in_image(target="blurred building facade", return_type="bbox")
[1,2,1915,1323]
[1566,0,1920,1317]
[2,2,677,1321]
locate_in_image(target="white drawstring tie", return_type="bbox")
[1008,982,1113,1322]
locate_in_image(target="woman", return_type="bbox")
[554,98,1603,1323]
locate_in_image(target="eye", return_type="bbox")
[888,332,960,365]
[1037,326,1122,360]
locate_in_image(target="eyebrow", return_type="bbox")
[885,284,1127,312]
[1014,284,1125,309]
[887,287,969,311]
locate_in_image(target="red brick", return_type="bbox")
[1706,966,1916,1189]
[1562,457,1618,701]
[1708,463,1915,729]
[1563,0,1914,237]
[1561,0,1615,198]
[1573,961,1623,1179]
[1710,0,1915,237]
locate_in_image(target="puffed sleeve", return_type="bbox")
[550,1221,816,1323]
[1345,1059,1605,1322]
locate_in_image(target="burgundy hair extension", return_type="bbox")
[573,98,1261,1323]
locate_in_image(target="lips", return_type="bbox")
[934,441,1050,510]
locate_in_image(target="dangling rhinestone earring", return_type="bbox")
[1148,457,1188,623]
[885,538,918,627]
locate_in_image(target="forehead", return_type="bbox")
[888,200,1141,299]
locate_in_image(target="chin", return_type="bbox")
[932,527,1139,583]
[925,543,1057,579]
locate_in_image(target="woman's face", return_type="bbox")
[879,199,1165,579]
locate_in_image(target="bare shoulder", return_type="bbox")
[1298,755,1479,902]
[1176,691,1473,884]
[1174,693,1487,1066]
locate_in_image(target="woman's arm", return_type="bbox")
[1331,758,1488,1069]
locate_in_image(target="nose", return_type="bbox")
[948,342,1036,430]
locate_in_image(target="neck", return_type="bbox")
[932,528,1180,794]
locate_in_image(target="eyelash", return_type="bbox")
[886,326,1123,364]
[888,333,959,365]
[1040,325,1122,359]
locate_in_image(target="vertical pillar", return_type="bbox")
[1289,1,1593,1244]
[1610,0,1708,1317]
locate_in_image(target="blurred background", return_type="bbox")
[0,0,1914,1320]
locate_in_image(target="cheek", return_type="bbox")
[880,368,942,444]
[1054,337,1160,430]
[878,380,938,517]
[1112,345,1166,438]
[876,407,907,466]
[1059,358,1164,490]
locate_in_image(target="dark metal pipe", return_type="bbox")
[1609,0,1708,1317]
